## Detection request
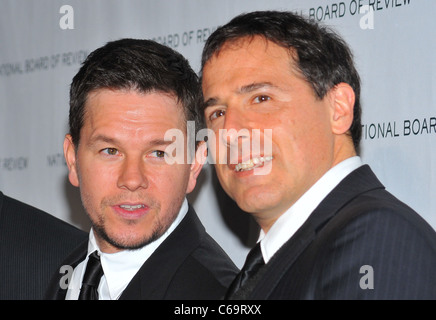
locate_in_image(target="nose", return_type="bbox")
[117,156,148,191]
[220,107,251,145]
[220,107,251,163]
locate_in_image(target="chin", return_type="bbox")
[238,191,281,214]
[95,224,163,251]
[110,233,161,250]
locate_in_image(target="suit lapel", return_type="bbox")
[249,165,384,299]
[119,205,203,299]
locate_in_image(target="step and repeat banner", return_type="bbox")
[0,0,434,267]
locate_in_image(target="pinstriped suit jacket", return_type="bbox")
[234,165,436,299]
[0,192,87,299]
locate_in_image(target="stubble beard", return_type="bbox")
[80,191,182,251]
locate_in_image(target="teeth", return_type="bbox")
[120,204,145,211]
[235,156,273,172]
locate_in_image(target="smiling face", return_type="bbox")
[202,36,356,231]
[64,89,204,253]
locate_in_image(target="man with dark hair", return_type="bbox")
[45,38,237,300]
[200,11,436,299]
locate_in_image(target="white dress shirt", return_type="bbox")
[66,198,188,300]
[258,156,363,263]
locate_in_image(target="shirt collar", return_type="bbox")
[258,156,363,263]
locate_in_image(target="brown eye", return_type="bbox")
[254,95,271,103]
[101,148,119,156]
[209,109,225,121]
[152,150,166,158]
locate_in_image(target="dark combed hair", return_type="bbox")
[200,11,362,149]
[69,38,203,146]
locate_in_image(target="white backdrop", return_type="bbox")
[0,0,434,268]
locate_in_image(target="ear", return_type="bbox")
[329,83,355,135]
[185,141,207,194]
[63,134,80,187]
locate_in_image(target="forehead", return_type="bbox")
[82,88,186,134]
[202,37,305,100]
[207,36,295,70]
[203,37,299,86]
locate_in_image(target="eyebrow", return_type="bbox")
[203,82,279,110]
[87,134,118,148]
[87,134,174,149]
[203,97,219,110]
[238,82,276,94]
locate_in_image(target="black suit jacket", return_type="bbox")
[234,165,436,299]
[45,205,238,300]
[0,192,87,300]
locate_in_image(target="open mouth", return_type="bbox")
[234,156,273,172]
[113,203,150,220]
[119,204,146,211]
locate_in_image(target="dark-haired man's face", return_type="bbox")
[64,89,204,253]
[202,36,355,232]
